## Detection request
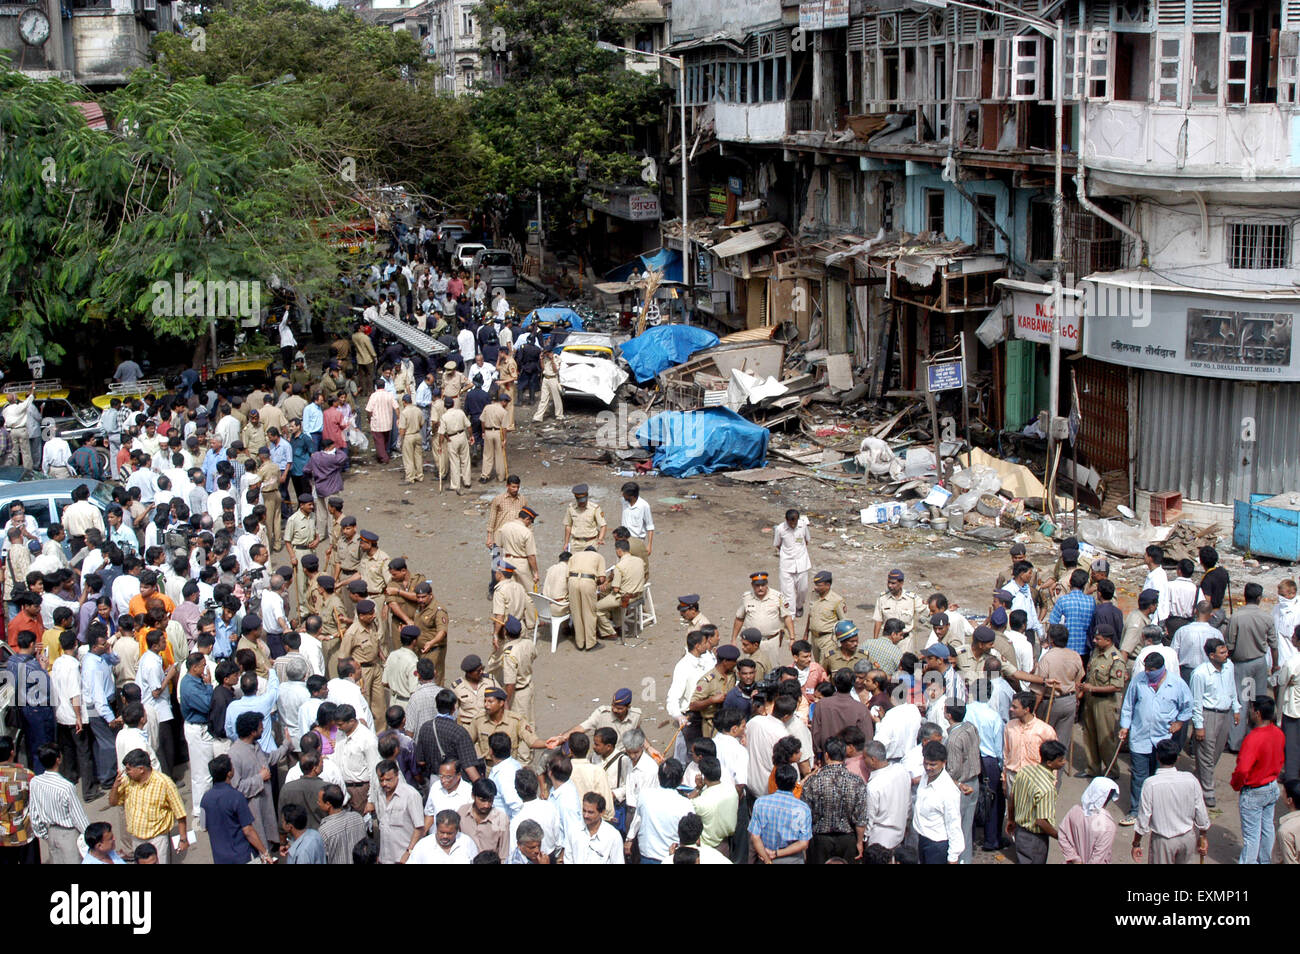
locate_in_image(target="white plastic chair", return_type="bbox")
[620,582,658,643]
[637,581,657,629]
[530,591,570,653]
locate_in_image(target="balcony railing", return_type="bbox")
[714,100,813,144]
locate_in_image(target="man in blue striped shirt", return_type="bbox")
[1048,570,1096,655]
[748,763,812,863]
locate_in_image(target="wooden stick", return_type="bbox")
[1103,736,1124,778]
[1044,687,1057,725]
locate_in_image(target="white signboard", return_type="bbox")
[799,2,824,31]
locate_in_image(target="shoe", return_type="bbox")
[479,477,489,484]
[1119,815,1136,827]
[84,786,103,802]
[1073,771,1091,779]
[979,843,1002,852]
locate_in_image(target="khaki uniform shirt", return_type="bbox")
[302,579,324,620]
[415,599,449,654]
[236,635,271,677]
[564,503,606,542]
[336,534,362,576]
[735,590,791,639]
[567,549,606,585]
[495,520,536,568]
[438,408,470,437]
[479,403,508,431]
[397,404,423,437]
[441,372,469,403]
[352,332,376,367]
[284,510,316,550]
[491,637,536,691]
[496,355,518,386]
[386,573,425,628]
[610,554,646,598]
[806,589,847,636]
[340,618,382,667]
[542,561,570,602]
[256,458,281,497]
[451,675,502,727]
[824,648,869,675]
[1085,647,1127,707]
[320,591,349,638]
[491,578,530,624]
[872,590,926,634]
[468,710,541,762]
[360,547,391,596]
[1120,610,1151,660]
[690,669,737,738]
[260,406,287,433]
[242,422,268,454]
[579,704,643,740]
[487,492,529,542]
[1036,647,1086,693]
[318,373,339,401]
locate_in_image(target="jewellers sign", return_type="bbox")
[1082,282,1300,381]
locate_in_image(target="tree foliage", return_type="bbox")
[153,0,490,210]
[472,0,662,224]
[0,67,355,359]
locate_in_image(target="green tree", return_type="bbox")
[153,0,490,210]
[471,0,662,233]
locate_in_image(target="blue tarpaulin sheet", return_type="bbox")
[619,325,720,383]
[604,248,683,284]
[521,307,584,330]
[636,408,769,478]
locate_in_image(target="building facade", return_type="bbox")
[1,0,176,87]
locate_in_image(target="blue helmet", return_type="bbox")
[834,619,859,642]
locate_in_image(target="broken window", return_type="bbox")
[975,194,997,251]
[1156,34,1184,103]
[1191,32,1221,101]
[1280,31,1299,104]
[926,190,946,236]
[1029,198,1054,263]
[1011,35,1042,100]
[955,41,978,99]
[1225,32,1251,104]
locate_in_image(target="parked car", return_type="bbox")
[0,478,113,545]
[0,467,41,487]
[473,248,518,292]
[439,219,471,256]
[455,242,487,271]
[0,382,105,445]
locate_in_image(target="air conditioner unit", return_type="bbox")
[135,0,158,15]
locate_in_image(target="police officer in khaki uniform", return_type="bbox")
[340,599,386,717]
[356,530,392,646]
[426,394,449,481]
[495,506,539,594]
[478,393,510,484]
[397,393,426,483]
[1079,624,1127,778]
[297,554,323,624]
[437,397,472,494]
[315,574,347,678]
[566,545,607,652]
[824,620,870,675]
[451,654,502,728]
[487,614,536,725]
[491,563,533,633]
[732,572,794,654]
[677,594,711,633]
[486,477,528,597]
[441,361,470,409]
[255,447,284,552]
[496,347,519,429]
[687,645,739,742]
[322,498,345,573]
[563,485,606,551]
[468,688,548,763]
[932,613,978,682]
[384,557,424,646]
[334,515,362,584]
[547,688,643,751]
[595,539,646,639]
[284,494,319,611]
[871,568,926,640]
[737,628,777,681]
[804,570,847,662]
[412,581,450,686]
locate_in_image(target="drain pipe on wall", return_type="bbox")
[1075,80,1148,267]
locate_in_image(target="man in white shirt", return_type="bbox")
[566,791,624,864]
[912,739,965,864]
[49,631,94,795]
[259,575,292,656]
[1274,580,1300,666]
[863,741,910,853]
[136,629,178,777]
[621,729,659,826]
[1171,602,1218,683]
[467,355,497,392]
[772,508,812,618]
[620,482,654,566]
[333,704,381,811]
[874,701,924,763]
[508,769,559,863]
[407,811,477,864]
[327,661,375,730]
[666,630,714,760]
[1133,624,1180,676]
[626,758,691,863]
[1143,545,1170,625]
[125,461,159,505]
[744,694,791,798]
[41,435,74,477]
[457,324,476,363]
[488,744,524,820]
[423,755,473,817]
[1166,558,1200,637]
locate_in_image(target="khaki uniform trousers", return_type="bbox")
[596,592,625,638]
[401,433,424,481]
[568,578,599,650]
[511,683,535,727]
[359,663,386,719]
[481,429,505,481]
[263,491,284,550]
[532,376,564,422]
[1082,698,1120,777]
[446,432,471,489]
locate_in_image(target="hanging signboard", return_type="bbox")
[823,0,849,28]
[799,2,824,31]
[927,360,964,392]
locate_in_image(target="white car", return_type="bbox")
[556,332,628,406]
[455,242,486,271]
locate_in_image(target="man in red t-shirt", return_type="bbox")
[1231,695,1286,864]
[6,593,43,650]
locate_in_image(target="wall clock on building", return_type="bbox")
[19,7,51,47]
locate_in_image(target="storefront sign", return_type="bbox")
[799,2,823,31]
[582,188,661,222]
[1008,289,1081,352]
[708,186,728,215]
[823,0,849,28]
[1082,281,1300,381]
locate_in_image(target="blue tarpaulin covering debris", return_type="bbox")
[619,325,720,383]
[520,307,585,330]
[636,407,769,478]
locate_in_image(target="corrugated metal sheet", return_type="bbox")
[1138,371,1300,505]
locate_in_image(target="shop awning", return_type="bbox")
[709,224,787,259]
[662,32,747,55]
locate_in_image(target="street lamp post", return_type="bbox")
[915,0,1065,501]
[596,41,691,306]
